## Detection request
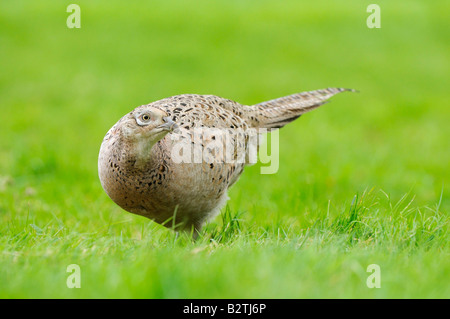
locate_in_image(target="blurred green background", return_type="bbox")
[0,0,448,298]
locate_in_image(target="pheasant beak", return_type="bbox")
[158,116,177,132]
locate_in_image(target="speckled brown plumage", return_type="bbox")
[98,88,353,236]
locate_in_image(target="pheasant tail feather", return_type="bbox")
[249,87,355,129]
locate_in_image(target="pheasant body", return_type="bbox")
[98,88,352,234]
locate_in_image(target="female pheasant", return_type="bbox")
[98,88,352,236]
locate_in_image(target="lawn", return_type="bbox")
[0,0,449,298]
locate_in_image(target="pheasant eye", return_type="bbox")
[141,114,150,121]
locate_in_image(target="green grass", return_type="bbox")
[0,0,449,298]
